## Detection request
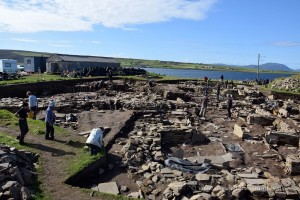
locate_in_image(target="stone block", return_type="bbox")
[195,174,210,182]
[286,155,300,175]
[266,131,300,147]
[167,181,187,194]
[245,179,265,185]
[190,193,211,200]
[201,185,213,193]
[237,173,258,179]
[233,124,244,138]
[285,187,298,199]
[97,182,119,195]
[247,185,267,197]
[247,114,275,126]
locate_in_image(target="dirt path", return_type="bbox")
[0,109,133,200]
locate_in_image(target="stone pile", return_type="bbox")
[0,144,38,200]
[271,77,300,92]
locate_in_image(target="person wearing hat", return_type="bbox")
[26,91,38,119]
[45,101,56,140]
[15,101,29,145]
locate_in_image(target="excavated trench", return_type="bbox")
[65,111,141,187]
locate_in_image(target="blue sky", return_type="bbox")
[0,0,299,69]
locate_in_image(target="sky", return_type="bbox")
[0,0,300,69]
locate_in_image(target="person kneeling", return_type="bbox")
[86,128,104,156]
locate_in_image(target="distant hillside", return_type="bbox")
[0,49,51,64]
[242,63,293,72]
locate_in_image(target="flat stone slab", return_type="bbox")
[195,174,210,181]
[245,178,265,185]
[161,168,173,174]
[237,173,258,179]
[187,153,233,166]
[97,182,119,195]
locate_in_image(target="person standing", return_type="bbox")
[220,74,224,82]
[108,69,113,82]
[15,102,29,145]
[199,96,208,118]
[227,94,233,120]
[216,83,221,102]
[45,101,56,140]
[27,91,38,119]
[225,80,228,89]
[86,128,104,156]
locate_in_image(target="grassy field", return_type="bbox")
[0,74,70,85]
[116,57,298,74]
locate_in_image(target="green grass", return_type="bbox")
[0,74,69,85]
[66,148,105,178]
[0,109,68,136]
[117,57,299,74]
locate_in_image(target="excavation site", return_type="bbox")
[1,78,300,200]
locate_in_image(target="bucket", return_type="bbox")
[28,112,34,119]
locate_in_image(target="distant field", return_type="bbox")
[115,57,298,74]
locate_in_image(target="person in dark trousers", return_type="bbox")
[220,74,224,82]
[216,83,221,102]
[45,101,56,140]
[225,80,228,88]
[227,94,233,120]
[230,80,234,88]
[27,91,38,119]
[108,69,113,82]
[86,128,103,156]
[15,102,29,145]
[203,83,209,97]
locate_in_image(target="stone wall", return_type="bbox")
[0,78,106,98]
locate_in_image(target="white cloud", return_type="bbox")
[0,0,218,33]
[48,44,74,47]
[271,41,300,47]
[12,38,39,43]
[91,41,102,44]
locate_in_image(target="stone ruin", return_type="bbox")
[0,144,38,200]
[2,79,300,199]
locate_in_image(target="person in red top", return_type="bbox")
[15,101,29,145]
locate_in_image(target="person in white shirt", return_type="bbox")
[27,91,38,119]
[86,128,104,155]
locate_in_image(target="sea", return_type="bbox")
[141,67,295,81]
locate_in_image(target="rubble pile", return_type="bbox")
[270,77,300,92]
[0,144,38,200]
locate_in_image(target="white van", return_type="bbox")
[0,59,18,75]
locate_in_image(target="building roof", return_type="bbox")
[50,54,119,64]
